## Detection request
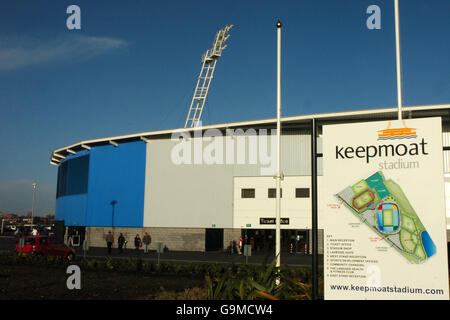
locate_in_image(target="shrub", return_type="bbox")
[205,257,314,300]
[0,251,322,300]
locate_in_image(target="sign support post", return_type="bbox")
[311,118,319,300]
[394,0,403,120]
[83,239,89,259]
[157,242,164,265]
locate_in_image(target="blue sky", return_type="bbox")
[0,0,449,216]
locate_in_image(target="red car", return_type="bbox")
[15,235,76,261]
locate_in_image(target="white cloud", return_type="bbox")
[0,34,128,71]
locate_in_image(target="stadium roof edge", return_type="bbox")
[50,103,450,165]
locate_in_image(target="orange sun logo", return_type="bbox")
[377,121,417,140]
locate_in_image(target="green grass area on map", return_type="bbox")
[384,179,426,263]
[339,172,431,264]
[352,179,369,194]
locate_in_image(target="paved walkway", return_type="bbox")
[0,236,322,267]
[72,245,322,267]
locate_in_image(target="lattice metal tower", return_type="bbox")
[184,25,233,128]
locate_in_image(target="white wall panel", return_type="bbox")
[233,176,326,229]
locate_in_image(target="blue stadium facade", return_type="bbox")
[55,141,146,228]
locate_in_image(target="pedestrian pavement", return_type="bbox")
[0,236,322,267]
[72,245,322,267]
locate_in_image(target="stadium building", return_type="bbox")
[50,25,450,253]
[50,103,450,252]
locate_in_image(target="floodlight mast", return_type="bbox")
[184,25,233,128]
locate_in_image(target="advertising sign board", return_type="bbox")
[323,118,449,300]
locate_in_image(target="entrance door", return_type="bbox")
[67,226,86,247]
[296,230,309,254]
[241,229,275,252]
[53,220,65,244]
[205,229,224,251]
[280,230,309,253]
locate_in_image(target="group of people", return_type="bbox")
[230,236,244,254]
[14,226,46,238]
[105,231,152,255]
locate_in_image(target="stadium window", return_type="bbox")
[66,155,90,195]
[295,188,310,198]
[57,161,68,198]
[241,188,255,198]
[268,188,282,198]
[57,155,90,198]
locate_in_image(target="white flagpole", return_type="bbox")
[394,0,403,120]
[276,20,282,269]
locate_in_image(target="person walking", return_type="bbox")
[238,236,243,255]
[118,233,126,254]
[134,234,142,253]
[142,232,151,253]
[105,231,114,255]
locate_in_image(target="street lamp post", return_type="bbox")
[275,20,282,269]
[31,183,37,225]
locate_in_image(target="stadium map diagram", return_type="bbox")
[335,171,436,264]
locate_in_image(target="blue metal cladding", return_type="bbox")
[85,141,146,227]
[55,194,88,226]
